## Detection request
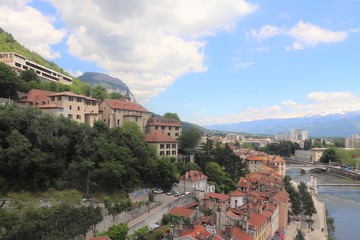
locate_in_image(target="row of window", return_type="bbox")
[160,151,177,156]
[160,144,177,149]
[154,126,180,131]
[68,114,81,120]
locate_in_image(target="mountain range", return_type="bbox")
[204,111,360,137]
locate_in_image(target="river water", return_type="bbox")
[286,169,360,240]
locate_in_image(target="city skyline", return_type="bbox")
[1,0,359,126]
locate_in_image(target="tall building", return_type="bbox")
[0,52,72,85]
[275,129,308,141]
[345,134,360,148]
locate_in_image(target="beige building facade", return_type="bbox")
[146,116,182,139]
[99,99,151,132]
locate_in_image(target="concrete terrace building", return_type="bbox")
[146,116,182,140]
[0,52,72,85]
[99,98,151,132]
[145,130,178,158]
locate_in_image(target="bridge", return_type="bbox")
[286,164,328,173]
[316,182,360,186]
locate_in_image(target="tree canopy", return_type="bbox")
[163,112,181,121]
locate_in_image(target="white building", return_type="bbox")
[275,129,308,141]
[0,52,72,84]
[345,134,360,148]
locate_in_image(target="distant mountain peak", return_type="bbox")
[78,72,136,102]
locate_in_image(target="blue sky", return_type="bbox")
[1,0,359,126]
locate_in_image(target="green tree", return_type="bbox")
[98,223,129,240]
[91,86,109,100]
[205,162,225,187]
[320,148,339,163]
[163,112,181,121]
[178,127,202,163]
[20,69,39,83]
[0,62,20,99]
[109,92,124,99]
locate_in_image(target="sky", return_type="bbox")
[0,0,359,126]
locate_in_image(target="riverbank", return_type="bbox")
[285,181,327,240]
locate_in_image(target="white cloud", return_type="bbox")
[248,25,284,41]
[232,57,255,69]
[197,92,360,125]
[287,21,347,49]
[48,0,257,102]
[249,21,349,51]
[0,1,66,59]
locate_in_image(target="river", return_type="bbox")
[286,169,360,240]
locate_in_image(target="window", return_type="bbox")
[92,101,96,106]
[155,126,159,130]
[50,97,55,101]
[175,127,179,130]
[166,144,170,149]
[160,144,164,149]
[77,106,80,111]
[77,98,81,102]
[168,133,170,136]
[117,119,120,126]
[168,126,172,130]
[172,151,176,155]
[175,133,179,137]
[166,151,170,155]
[161,126,165,130]
[68,114,73,119]
[69,105,72,110]
[160,151,164,156]
[57,96,62,101]
[172,144,176,148]
[69,97,73,101]
[76,115,81,120]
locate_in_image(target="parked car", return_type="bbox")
[167,190,175,196]
[184,191,191,195]
[174,191,182,196]
[154,188,163,194]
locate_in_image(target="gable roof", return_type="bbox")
[145,130,177,143]
[204,192,230,202]
[102,99,149,112]
[179,170,208,182]
[19,89,55,104]
[246,155,263,161]
[231,227,252,240]
[169,206,195,218]
[230,191,245,197]
[249,211,267,228]
[177,226,212,239]
[147,116,182,127]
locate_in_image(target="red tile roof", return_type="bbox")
[230,191,245,197]
[147,116,182,127]
[20,89,55,104]
[145,130,177,143]
[179,170,208,182]
[231,227,252,240]
[103,99,149,112]
[204,192,230,202]
[169,206,194,218]
[249,211,267,228]
[246,155,263,161]
[177,226,212,239]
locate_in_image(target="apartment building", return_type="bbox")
[18,89,99,126]
[345,134,360,148]
[146,116,182,139]
[0,52,72,85]
[145,130,178,158]
[99,98,151,132]
[275,129,308,141]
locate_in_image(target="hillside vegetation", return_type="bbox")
[0,27,69,76]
